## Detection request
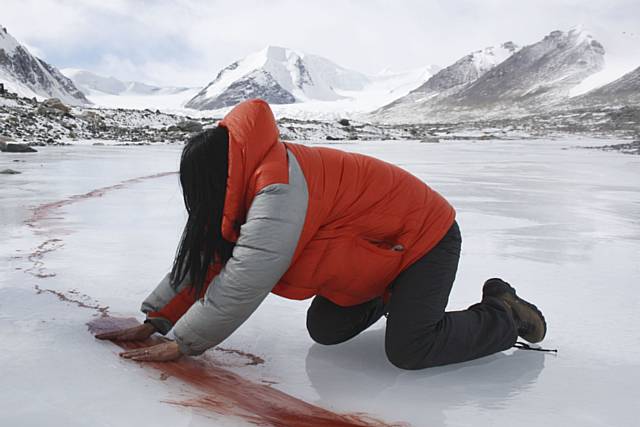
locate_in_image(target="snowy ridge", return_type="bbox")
[60,68,199,110]
[0,26,90,105]
[63,69,196,97]
[417,41,519,95]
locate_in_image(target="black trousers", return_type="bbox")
[306,221,518,370]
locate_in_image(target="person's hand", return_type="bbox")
[119,342,182,362]
[95,322,156,341]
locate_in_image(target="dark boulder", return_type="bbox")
[37,98,71,115]
[176,120,204,133]
[0,168,21,174]
[2,143,38,153]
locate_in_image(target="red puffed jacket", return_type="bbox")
[142,99,455,355]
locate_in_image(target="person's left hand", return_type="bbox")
[120,341,182,362]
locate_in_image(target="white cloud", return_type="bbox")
[2,0,639,87]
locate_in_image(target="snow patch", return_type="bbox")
[569,64,638,97]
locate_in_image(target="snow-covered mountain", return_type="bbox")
[455,29,604,106]
[572,66,640,106]
[62,69,192,97]
[60,69,200,110]
[186,46,374,110]
[0,26,89,105]
[375,28,606,123]
[382,42,520,110]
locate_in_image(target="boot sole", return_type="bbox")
[483,279,547,343]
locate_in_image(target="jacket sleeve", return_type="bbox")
[139,268,194,335]
[172,151,308,355]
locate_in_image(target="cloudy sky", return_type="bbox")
[3,0,640,87]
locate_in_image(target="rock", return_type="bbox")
[3,143,37,153]
[338,118,350,126]
[81,111,106,130]
[37,98,72,116]
[0,169,21,174]
[42,98,71,114]
[176,120,203,133]
[420,136,441,143]
[326,135,343,141]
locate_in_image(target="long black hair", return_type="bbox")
[170,126,235,296]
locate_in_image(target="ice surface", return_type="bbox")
[1,139,639,426]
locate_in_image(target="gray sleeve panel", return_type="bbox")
[173,150,309,356]
[140,266,191,335]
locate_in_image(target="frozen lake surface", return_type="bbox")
[1,138,639,426]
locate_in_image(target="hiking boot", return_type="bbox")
[483,278,547,343]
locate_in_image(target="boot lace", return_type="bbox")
[513,341,558,353]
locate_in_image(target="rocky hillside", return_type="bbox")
[381,42,519,111]
[1,84,637,148]
[0,89,212,145]
[0,26,90,105]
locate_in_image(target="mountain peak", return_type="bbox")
[546,27,599,46]
[261,45,293,61]
[543,27,605,58]
[185,46,370,110]
[0,24,90,105]
[0,26,20,55]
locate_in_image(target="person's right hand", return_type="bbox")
[95,322,156,341]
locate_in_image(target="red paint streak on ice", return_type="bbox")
[26,171,177,227]
[88,317,408,427]
[214,346,265,366]
[25,238,63,278]
[36,285,110,316]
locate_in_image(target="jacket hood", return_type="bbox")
[218,99,280,241]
